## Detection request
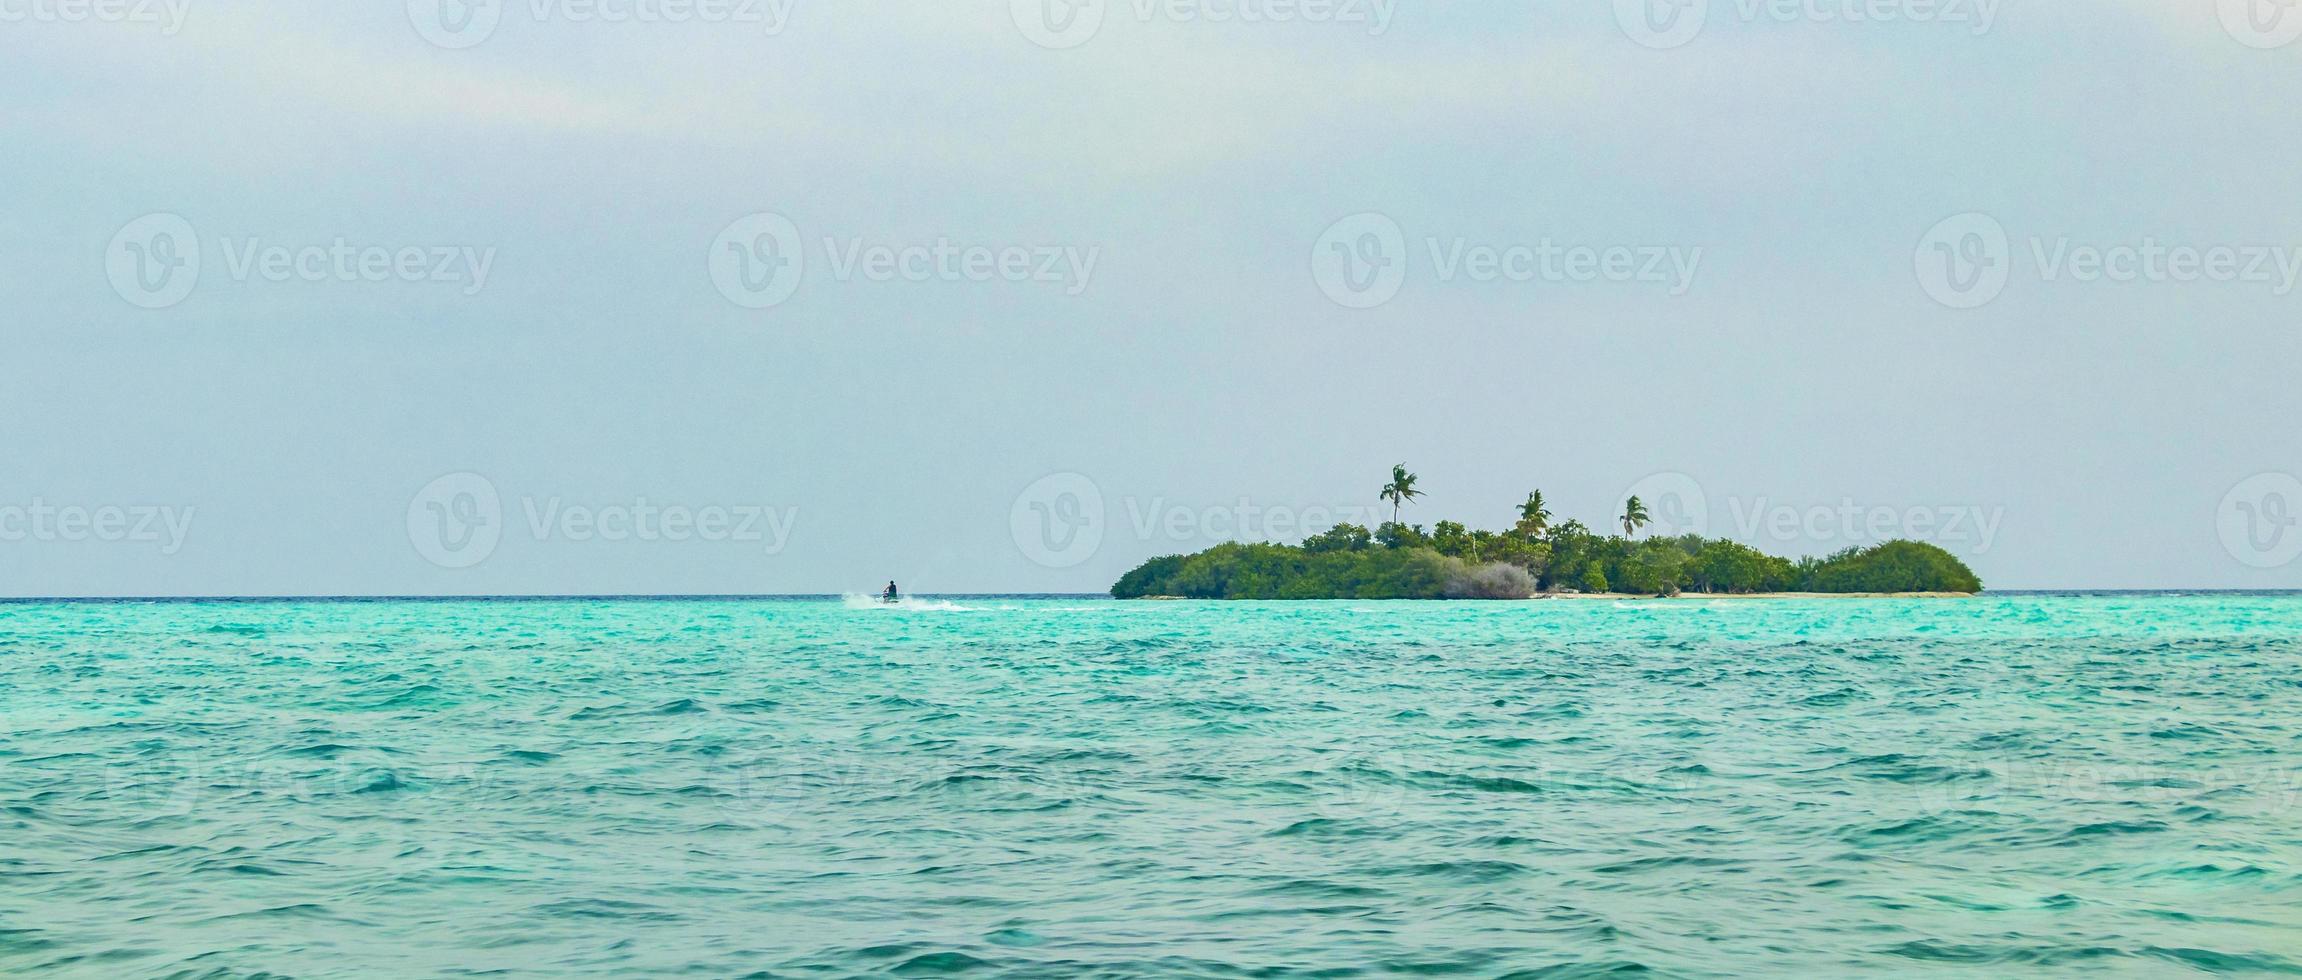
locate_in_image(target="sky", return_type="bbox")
[3,0,2300,596]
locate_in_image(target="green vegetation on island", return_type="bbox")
[1111,465,1983,600]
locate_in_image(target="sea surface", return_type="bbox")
[3,594,2300,977]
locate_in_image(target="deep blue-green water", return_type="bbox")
[4,595,2300,977]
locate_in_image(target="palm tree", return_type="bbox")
[1380,464,1423,525]
[1517,491,1551,539]
[1621,496,1651,538]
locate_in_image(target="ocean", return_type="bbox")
[3,594,2298,976]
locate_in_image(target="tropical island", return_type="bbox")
[1112,465,1983,600]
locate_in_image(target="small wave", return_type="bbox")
[1271,817,1370,839]
[2146,723,2223,740]
[2059,820,2168,842]
[1846,817,1967,843]
[1880,939,2126,966]
[1813,753,1992,785]
[891,951,997,975]
[1591,855,1744,875]
[530,898,683,923]
[1494,960,1654,978]
[360,685,445,710]
[280,742,362,759]
[1371,859,1532,883]
[352,770,408,794]
[2141,947,2302,974]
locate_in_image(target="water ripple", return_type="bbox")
[1,595,2299,976]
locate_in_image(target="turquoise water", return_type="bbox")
[3,595,2300,977]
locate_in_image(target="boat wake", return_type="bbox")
[841,594,972,612]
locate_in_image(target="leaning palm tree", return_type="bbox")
[1380,464,1423,525]
[1517,491,1551,539]
[1621,496,1651,538]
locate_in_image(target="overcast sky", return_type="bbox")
[4,0,2300,596]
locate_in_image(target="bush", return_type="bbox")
[1356,548,1456,599]
[1113,541,1461,599]
[1443,560,1537,599]
[1431,521,1472,558]
[1798,540,1982,594]
[1111,554,1190,598]
[1684,539,1794,594]
[1578,566,1609,594]
[1375,522,1431,550]
[1612,539,1688,596]
[1302,523,1373,554]
[1483,535,1551,577]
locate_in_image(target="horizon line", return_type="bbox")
[4,589,2300,603]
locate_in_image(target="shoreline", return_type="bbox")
[1535,591,1976,600]
[1134,592,1979,601]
